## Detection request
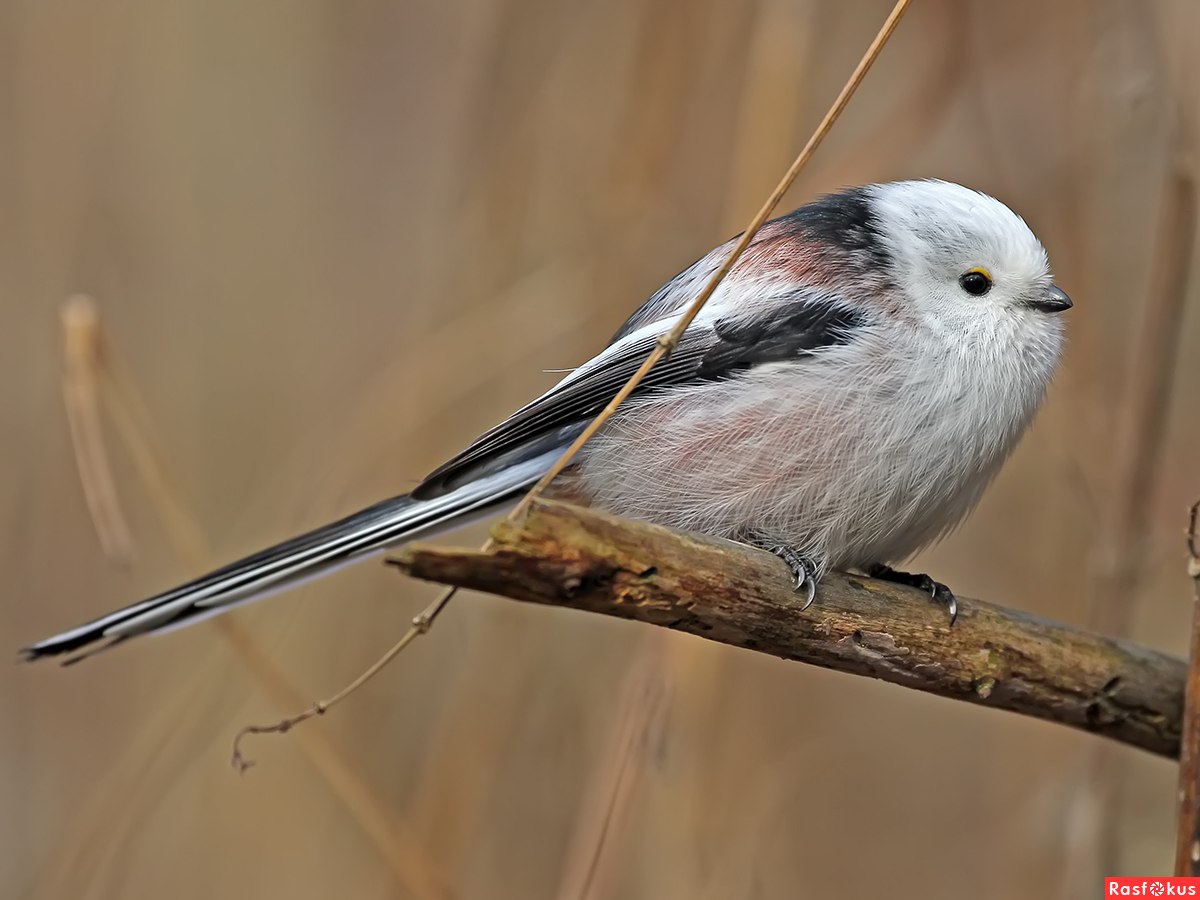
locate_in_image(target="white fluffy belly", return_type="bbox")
[573,351,1045,575]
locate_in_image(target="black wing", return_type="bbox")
[413,289,866,499]
[608,187,883,343]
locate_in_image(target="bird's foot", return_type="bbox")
[743,534,817,610]
[867,564,958,625]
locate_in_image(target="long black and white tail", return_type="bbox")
[21,453,556,664]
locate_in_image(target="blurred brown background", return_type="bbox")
[4,1,1200,898]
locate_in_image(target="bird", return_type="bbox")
[22,179,1071,664]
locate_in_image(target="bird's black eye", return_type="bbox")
[959,268,992,296]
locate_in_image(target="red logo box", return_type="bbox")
[1106,879,1200,896]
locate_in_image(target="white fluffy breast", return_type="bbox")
[574,315,1061,574]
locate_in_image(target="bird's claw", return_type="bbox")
[933,582,958,625]
[801,577,816,610]
[796,567,816,610]
[749,538,818,610]
[868,564,958,626]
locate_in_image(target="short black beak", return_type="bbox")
[1026,285,1072,313]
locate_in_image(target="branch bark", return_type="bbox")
[390,499,1184,760]
[1175,500,1200,873]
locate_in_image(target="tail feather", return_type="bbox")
[21,453,555,663]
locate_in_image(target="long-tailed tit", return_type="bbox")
[24,179,1071,662]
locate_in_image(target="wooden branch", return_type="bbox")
[389,499,1185,760]
[1175,499,1200,873]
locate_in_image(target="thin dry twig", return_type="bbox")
[1175,500,1200,874]
[230,0,912,766]
[509,0,911,519]
[812,0,967,191]
[228,622,428,771]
